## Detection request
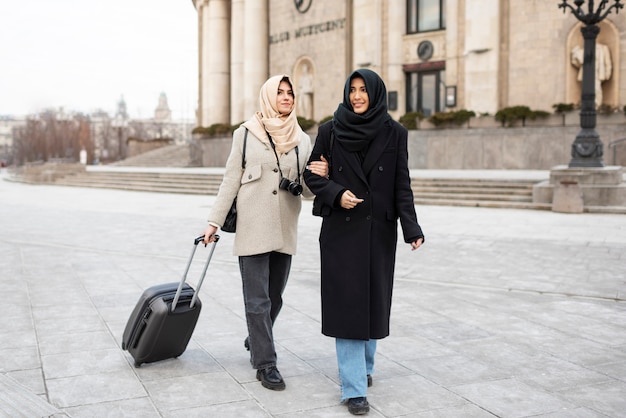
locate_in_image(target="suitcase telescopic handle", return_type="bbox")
[171,234,220,312]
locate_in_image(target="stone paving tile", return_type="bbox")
[38,330,118,357]
[554,381,626,417]
[368,374,468,416]
[451,378,578,417]
[165,399,270,418]
[0,373,63,418]
[399,354,510,386]
[130,344,223,381]
[46,369,147,408]
[242,373,339,416]
[0,346,40,372]
[5,368,47,397]
[42,348,130,379]
[64,397,159,418]
[143,372,250,413]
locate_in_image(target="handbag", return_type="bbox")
[221,129,247,233]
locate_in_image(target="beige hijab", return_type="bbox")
[242,75,302,155]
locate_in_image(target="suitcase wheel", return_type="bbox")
[134,361,142,368]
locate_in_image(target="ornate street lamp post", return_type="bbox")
[558,0,623,167]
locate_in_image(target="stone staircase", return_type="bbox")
[53,169,224,195]
[411,178,551,210]
[7,144,553,209]
[113,144,195,167]
[50,168,548,209]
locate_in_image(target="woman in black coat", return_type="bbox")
[304,69,425,415]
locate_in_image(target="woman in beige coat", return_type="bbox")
[203,75,326,391]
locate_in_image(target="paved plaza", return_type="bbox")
[1,170,625,417]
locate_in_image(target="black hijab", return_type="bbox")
[332,69,392,152]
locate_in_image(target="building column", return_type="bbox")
[230,0,245,124]
[386,0,406,117]
[352,0,383,73]
[200,0,230,126]
[463,0,500,114]
[242,0,269,119]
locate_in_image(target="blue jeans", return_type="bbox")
[239,252,291,370]
[336,338,377,401]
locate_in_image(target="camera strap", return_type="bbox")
[266,133,301,184]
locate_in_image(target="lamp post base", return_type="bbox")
[568,129,605,168]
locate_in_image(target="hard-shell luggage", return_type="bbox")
[121,235,219,367]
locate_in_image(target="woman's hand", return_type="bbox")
[202,224,219,244]
[340,190,364,209]
[307,155,329,178]
[410,238,424,251]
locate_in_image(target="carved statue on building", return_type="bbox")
[298,64,314,120]
[571,43,612,108]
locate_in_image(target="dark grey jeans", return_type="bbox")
[239,251,291,370]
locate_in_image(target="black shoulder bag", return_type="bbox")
[221,128,247,233]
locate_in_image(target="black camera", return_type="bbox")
[279,177,303,196]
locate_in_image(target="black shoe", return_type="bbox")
[256,366,286,391]
[347,397,370,415]
[367,374,372,387]
[244,337,250,351]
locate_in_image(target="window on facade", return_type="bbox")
[406,70,445,117]
[407,0,446,33]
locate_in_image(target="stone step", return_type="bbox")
[411,178,534,188]
[413,198,551,210]
[414,192,532,202]
[113,144,195,167]
[54,171,223,195]
[53,171,537,205]
[413,186,532,196]
[411,178,536,203]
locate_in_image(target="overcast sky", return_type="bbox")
[0,1,198,120]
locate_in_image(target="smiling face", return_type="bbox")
[349,76,369,114]
[276,80,295,115]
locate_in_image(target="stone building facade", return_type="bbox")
[193,0,626,127]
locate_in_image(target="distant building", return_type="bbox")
[0,115,25,165]
[154,92,172,122]
[4,93,194,165]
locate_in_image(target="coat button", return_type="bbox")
[366,215,372,220]
[345,217,351,221]
[248,174,252,179]
[273,190,277,195]
[338,166,343,172]
[378,166,384,171]
[273,168,278,173]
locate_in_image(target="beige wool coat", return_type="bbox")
[208,125,313,256]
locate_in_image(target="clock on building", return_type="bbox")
[417,40,434,61]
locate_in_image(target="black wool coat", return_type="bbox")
[304,120,425,340]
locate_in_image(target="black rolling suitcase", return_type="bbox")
[122,235,219,367]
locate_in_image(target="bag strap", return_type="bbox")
[266,131,301,183]
[242,128,248,169]
[325,127,335,174]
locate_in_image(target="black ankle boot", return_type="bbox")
[256,366,285,391]
[347,397,369,415]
